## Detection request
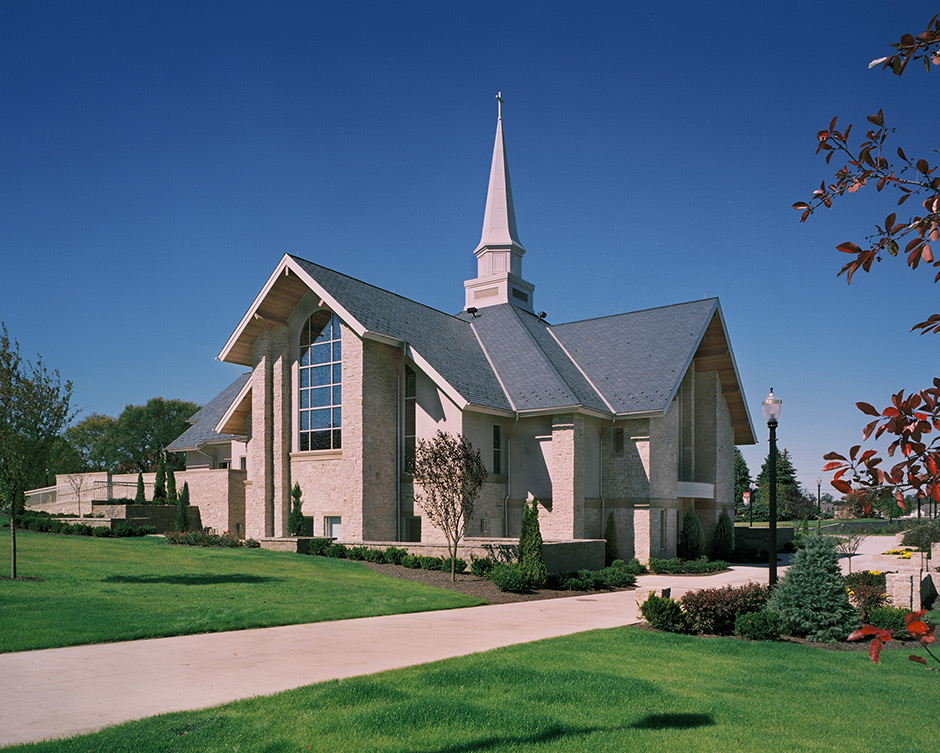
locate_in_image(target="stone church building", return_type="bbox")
[169,102,755,564]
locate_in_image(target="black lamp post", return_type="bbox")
[749,482,757,528]
[816,477,822,534]
[762,388,782,586]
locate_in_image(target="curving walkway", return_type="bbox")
[0,535,900,748]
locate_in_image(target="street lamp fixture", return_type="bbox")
[762,388,782,586]
[816,477,822,534]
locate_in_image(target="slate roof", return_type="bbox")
[550,299,718,415]
[291,257,512,412]
[166,372,252,451]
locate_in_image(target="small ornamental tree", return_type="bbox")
[135,471,146,504]
[175,481,190,532]
[767,535,859,642]
[604,511,619,566]
[411,430,488,581]
[518,495,547,588]
[166,466,177,504]
[677,507,705,561]
[849,609,939,668]
[288,482,305,536]
[153,455,166,503]
[712,509,734,561]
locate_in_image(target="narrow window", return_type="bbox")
[613,427,624,455]
[404,516,421,542]
[299,312,342,451]
[324,516,342,539]
[404,366,416,472]
[492,424,502,474]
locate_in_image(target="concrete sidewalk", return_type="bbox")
[0,536,901,748]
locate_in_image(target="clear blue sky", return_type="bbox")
[2,1,937,493]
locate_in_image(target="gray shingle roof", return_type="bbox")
[166,372,252,451]
[550,299,717,414]
[291,257,511,411]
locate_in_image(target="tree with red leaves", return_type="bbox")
[795,15,940,511]
[849,610,938,670]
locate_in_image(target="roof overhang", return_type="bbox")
[215,376,253,436]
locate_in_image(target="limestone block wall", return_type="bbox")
[602,418,651,501]
[360,339,401,541]
[542,413,585,539]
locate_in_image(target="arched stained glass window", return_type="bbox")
[299,311,342,451]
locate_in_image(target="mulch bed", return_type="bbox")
[358,561,613,605]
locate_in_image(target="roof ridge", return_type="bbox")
[552,297,718,328]
[290,254,469,324]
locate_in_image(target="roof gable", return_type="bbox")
[166,372,252,451]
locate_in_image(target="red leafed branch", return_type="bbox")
[792,15,940,334]
[849,610,939,669]
[822,380,940,506]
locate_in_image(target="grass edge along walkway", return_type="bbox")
[4,626,936,753]
[0,529,483,653]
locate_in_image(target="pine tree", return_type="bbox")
[767,535,859,642]
[677,507,705,560]
[134,471,146,504]
[175,481,190,532]
[287,482,305,536]
[604,511,619,566]
[166,466,177,504]
[711,509,734,560]
[733,447,752,519]
[518,497,547,588]
[153,455,166,502]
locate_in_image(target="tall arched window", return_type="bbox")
[299,311,342,451]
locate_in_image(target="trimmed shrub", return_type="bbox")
[677,507,705,561]
[135,472,146,504]
[287,482,305,537]
[363,547,387,563]
[735,610,783,641]
[442,557,467,574]
[681,583,770,635]
[166,467,177,504]
[165,529,243,548]
[604,512,619,566]
[401,554,421,569]
[647,557,727,575]
[113,522,156,537]
[867,606,909,633]
[619,558,647,575]
[599,566,637,589]
[325,542,347,559]
[418,555,444,571]
[382,546,407,566]
[711,509,734,561]
[153,456,166,502]
[307,538,333,556]
[639,593,685,633]
[470,556,495,577]
[346,546,369,561]
[487,562,529,593]
[767,535,859,642]
[92,526,112,537]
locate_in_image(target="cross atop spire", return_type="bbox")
[464,93,535,313]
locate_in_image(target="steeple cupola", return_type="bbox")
[464,93,535,313]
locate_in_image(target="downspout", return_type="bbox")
[503,413,519,537]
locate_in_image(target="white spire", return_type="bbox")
[464,93,534,313]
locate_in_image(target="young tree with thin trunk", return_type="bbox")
[0,323,74,578]
[411,430,488,581]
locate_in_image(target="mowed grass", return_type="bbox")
[8,626,937,753]
[0,528,483,652]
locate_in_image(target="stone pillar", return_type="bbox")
[245,326,290,539]
[546,413,585,539]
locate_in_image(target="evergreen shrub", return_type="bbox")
[677,507,705,560]
[681,582,769,635]
[346,546,369,561]
[711,509,734,561]
[442,557,467,574]
[734,610,783,641]
[604,511,619,566]
[487,562,529,593]
[175,482,190,532]
[325,542,347,559]
[867,606,908,633]
[418,555,444,571]
[401,554,421,569]
[307,538,333,556]
[363,547,387,563]
[287,482,305,536]
[647,557,727,574]
[639,593,685,633]
[135,472,146,504]
[153,457,167,502]
[470,556,495,577]
[518,497,547,588]
[382,546,407,565]
[92,526,112,537]
[767,535,859,642]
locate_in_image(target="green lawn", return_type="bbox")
[0,528,483,652]
[8,627,937,753]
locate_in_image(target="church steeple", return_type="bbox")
[464,93,535,313]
